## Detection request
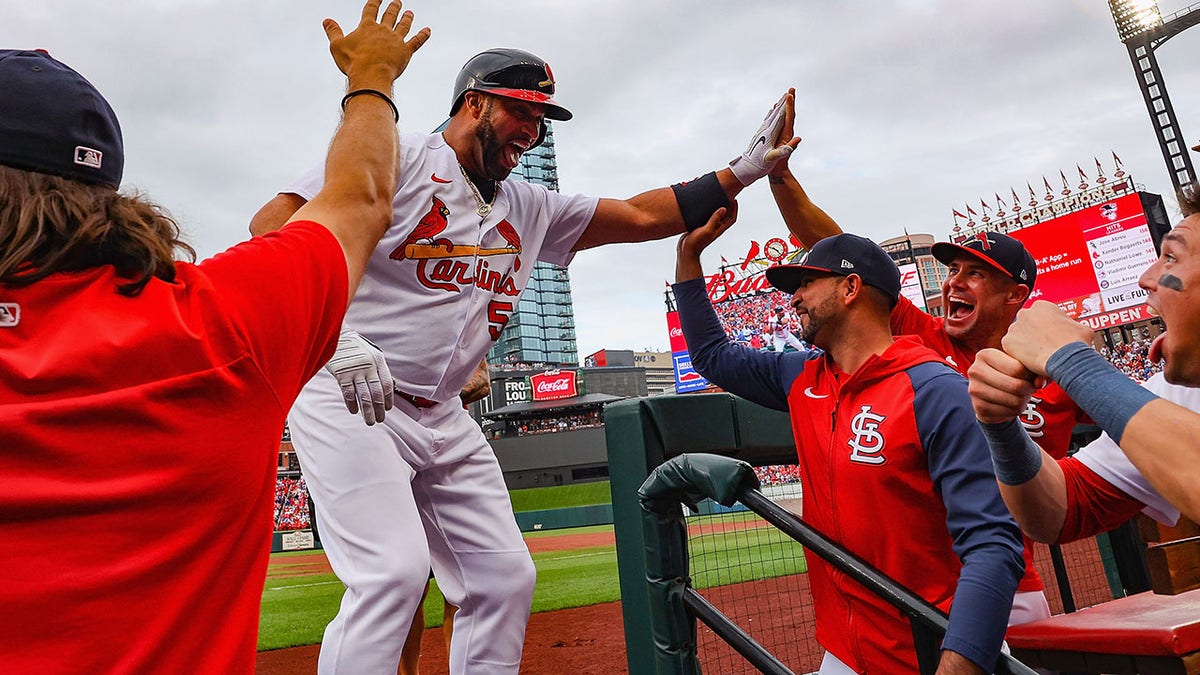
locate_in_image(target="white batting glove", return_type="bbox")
[728,92,795,186]
[324,329,394,426]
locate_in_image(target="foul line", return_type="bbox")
[266,580,343,591]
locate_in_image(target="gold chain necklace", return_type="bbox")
[458,163,495,217]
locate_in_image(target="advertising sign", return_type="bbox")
[529,369,579,401]
[665,311,709,393]
[1008,193,1156,329]
[897,262,927,312]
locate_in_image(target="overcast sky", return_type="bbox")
[7,1,1199,357]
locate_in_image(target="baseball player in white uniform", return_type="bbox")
[250,48,800,675]
[767,305,804,352]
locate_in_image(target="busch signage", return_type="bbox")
[530,369,578,401]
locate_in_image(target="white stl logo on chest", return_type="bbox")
[847,405,887,465]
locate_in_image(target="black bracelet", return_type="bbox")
[341,89,399,123]
[671,171,731,232]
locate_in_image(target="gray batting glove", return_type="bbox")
[728,92,795,185]
[324,329,394,426]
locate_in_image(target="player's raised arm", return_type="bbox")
[753,88,843,250]
[264,0,429,304]
[571,91,799,251]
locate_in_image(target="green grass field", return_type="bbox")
[258,514,806,651]
[508,480,612,512]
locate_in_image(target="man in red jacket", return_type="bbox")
[673,207,1024,674]
[765,91,1086,623]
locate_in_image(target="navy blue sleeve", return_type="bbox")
[908,362,1025,672]
[672,279,812,412]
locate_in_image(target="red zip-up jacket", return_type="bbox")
[675,279,1024,673]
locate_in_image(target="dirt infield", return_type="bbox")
[255,601,627,675]
[257,527,629,674]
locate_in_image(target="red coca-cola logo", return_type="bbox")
[669,327,683,338]
[530,370,578,401]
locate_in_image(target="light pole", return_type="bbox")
[1108,0,1200,193]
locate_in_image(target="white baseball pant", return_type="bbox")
[289,369,536,674]
[773,331,805,353]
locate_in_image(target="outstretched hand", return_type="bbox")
[324,0,431,89]
[676,202,738,282]
[768,88,802,176]
[729,89,802,185]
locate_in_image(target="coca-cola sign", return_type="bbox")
[529,369,578,401]
[665,311,688,353]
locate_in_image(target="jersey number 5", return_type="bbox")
[488,301,514,340]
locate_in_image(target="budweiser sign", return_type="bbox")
[530,369,578,401]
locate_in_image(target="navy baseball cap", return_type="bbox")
[931,231,1037,288]
[0,49,123,187]
[765,233,901,305]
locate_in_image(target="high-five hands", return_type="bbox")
[729,89,801,185]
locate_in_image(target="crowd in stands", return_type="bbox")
[755,464,804,486]
[1100,336,1164,383]
[274,476,310,532]
[488,409,605,438]
[711,290,795,350]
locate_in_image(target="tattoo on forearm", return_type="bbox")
[1160,273,1184,291]
[768,175,784,184]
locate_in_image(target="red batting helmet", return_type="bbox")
[450,48,572,128]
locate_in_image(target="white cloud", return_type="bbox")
[5,0,1198,358]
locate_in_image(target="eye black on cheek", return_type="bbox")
[1159,273,1184,292]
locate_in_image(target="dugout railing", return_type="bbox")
[605,393,1149,674]
[637,452,1038,675]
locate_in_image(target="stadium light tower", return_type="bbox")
[1108,0,1200,193]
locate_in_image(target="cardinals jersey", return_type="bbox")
[891,295,1089,591]
[890,295,1087,457]
[674,279,1024,674]
[288,132,598,401]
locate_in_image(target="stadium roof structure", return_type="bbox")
[483,392,623,420]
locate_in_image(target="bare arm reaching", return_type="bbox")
[265,0,429,304]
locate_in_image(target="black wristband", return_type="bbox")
[671,171,731,232]
[341,89,399,123]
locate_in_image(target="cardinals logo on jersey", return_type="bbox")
[388,196,525,299]
[847,405,887,465]
[496,219,523,272]
[1019,396,1047,438]
[393,196,452,259]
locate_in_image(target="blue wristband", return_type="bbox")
[979,418,1043,485]
[1045,341,1158,444]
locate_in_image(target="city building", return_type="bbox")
[879,232,946,316]
[585,349,675,396]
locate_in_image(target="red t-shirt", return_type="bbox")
[1058,456,1147,543]
[891,296,1089,592]
[0,222,346,674]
